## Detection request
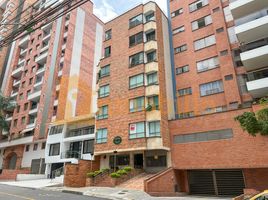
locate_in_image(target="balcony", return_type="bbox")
[66,127,95,138]
[146,109,161,121]
[230,0,268,19]
[144,40,157,52]
[11,65,23,78]
[13,79,21,88]
[235,14,268,43]
[58,70,63,77]
[61,150,81,160]
[20,48,27,57]
[241,44,268,71]
[246,68,268,98]
[0,135,34,148]
[1,130,8,136]
[27,89,41,102]
[26,120,36,129]
[29,104,38,115]
[144,21,156,33]
[18,35,30,48]
[18,58,25,66]
[41,21,53,32]
[35,50,48,64]
[42,32,51,42]
[36,65,46,76]
[146,84,159,96]
[34,77,43,89]
[5,115,12,122]
[145,61,158,73]
[10,90,18,98]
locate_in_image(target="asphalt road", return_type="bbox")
[0,184,108,200]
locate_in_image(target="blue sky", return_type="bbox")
[92,0,168,22]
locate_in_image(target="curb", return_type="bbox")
[62,190,84,195]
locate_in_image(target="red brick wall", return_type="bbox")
[244,168,268,192]
[0,169,30,180]
[144,168,177,196]
[2,145,25,170]
[169,108,268,169]
[64,158,100,187]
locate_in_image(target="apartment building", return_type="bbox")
[94,1,175,173]
[0,0,103,179]
[167,0,268,196]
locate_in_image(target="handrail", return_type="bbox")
[50,166,64,179]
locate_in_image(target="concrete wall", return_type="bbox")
[21,142,45,168]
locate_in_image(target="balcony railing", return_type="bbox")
[241,38,268,52]
[61,151,81,159]
[66,126,95,138]
[247,68,268,81]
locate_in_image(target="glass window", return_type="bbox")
[174,44,187,54]
[178,111,194,119]
[172,26,185,35]
[129,122,145,139]
[97,105,108,120]
[104,46,111,58]
[105,29,112,40]
[176,65,189,75]
[33,143,38,151]
[227,27,238,44]
[49,143,60,156]
[147,72,158,85]
[146,30,155,42]
[194,35,216,51]
[99,65,110,78]
[196,56,219,72]
[129,52,144,67]
[149,121,160,137]
[96,128,107,144]
[130,97,145,112]
[171,8,183,18]
[178,87,192,96]
[146,51,157,63]
[49,125,64,135]
[83,140,94,154]
[146,155,167,167]
[189,0,209,12]
[129,74,144,89]
[129,14,143,28]
[145,12,155,22]
[99,85,110,98]
[129,32,143,47]
[147,96,159,110]
[200,80,224,96]
[223,6,233,22]
[191,15,212,31]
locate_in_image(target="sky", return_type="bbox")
[92,0,168,23]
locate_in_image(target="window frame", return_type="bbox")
[129,96,145,113]
[96,128,108,144]
[129,121,146,139]
[129,73,144,89]
[99,84,110,98]
[49,143,60,156]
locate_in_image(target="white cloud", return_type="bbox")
[93,0,118,23]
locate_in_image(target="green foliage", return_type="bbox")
[123,166,132,172]
[87,172,95,178]
[110,172,121,178]
[0,93,16,132]
[87,168,109,178]
[235,97,268,136]
[117,169,127,175]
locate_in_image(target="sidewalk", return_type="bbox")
[45,186,233,200]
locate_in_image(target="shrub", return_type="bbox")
[87,172,95,178]
[123,166,132,172]
[117,169,127,175]
[110,172,121,178]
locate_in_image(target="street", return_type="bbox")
[0,184,108,200]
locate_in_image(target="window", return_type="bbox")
[130,97,145,112]
[129,122,145,139]
[174,44,187,54]
[146,51,157,63]
[196,56,219,72]
[171,8,183,18]
[49,143,60,156]
[83,140,94,154]
[147,72,158,85]
[99,85,110,98]
[146,30,155,42]
[213,7,220,13]
[178,87,192,96]
[96,128,107,144]
[41,142,46,149]
[13,119,17,127]
[237,75,248,94]
[129,52,144,67]
[99,65,110,78]
[220,50,228,56]
[97,105,108,120]
[24,103,28,111]
[227,27,238,44]
[129,74,144,89]
[194,35,216,51]
[223,6,233,22]
[33,143,38,151]
[174,129,233,144]
[191,15,212,31]
[110,155,130,166]
[25,145,30,152]
[146,155,167,167]
[178,111,194,119]
[145,12,155,22]
[129,14,143,28]
[225,74,233,81]
[200,80,224,96]
[255,194,268,200]
[104,46,111,58]
[216,27,224,33]
[149,121,160,137]
[147,96,159,110]
[233,49,243,67]
[21,117,26,124]
[105,29,112,40]
[172,26,185,35]
[176,65,189,75]
[189,0,209,12]
[49,125,64,135]
[129,32,143,47]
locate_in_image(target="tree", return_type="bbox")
[235,97,268,136]
[0,93,16,132]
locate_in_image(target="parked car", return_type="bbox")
[249,190,268,200]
